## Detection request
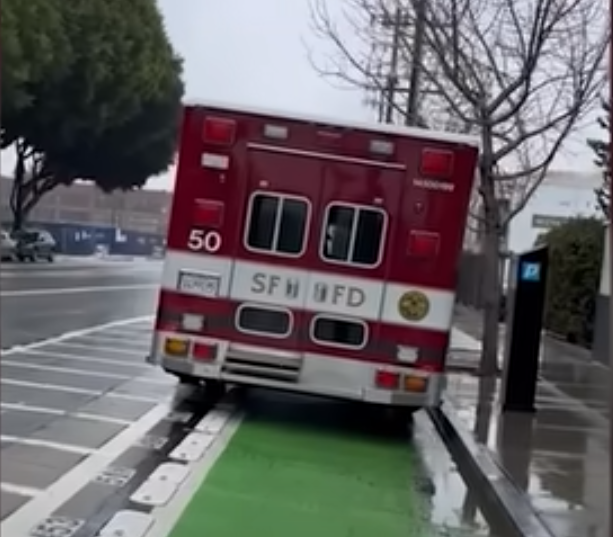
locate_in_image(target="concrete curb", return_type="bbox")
[428,401,556,537]
[91,390,242,537]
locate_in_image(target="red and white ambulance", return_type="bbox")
[149,100,479,410]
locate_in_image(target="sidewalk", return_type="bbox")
[444,310,610,537]
[451,305,609,419]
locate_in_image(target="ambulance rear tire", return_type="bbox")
[173,373,200,386]
[205,380,226,398]
[386,406,418,429]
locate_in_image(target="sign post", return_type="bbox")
[500,246,549,413]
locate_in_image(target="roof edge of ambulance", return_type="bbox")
[184,98,482,149]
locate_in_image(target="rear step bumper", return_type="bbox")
[151,334,444,408]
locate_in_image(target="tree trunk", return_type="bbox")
[480,220,501,376]
[10,149,27,232]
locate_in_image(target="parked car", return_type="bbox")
[151,245,166,259]
[12,228,56,262]
[0,229,17,261]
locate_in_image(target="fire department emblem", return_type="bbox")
[398,291,430,321]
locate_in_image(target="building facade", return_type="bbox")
[0,176,172,235]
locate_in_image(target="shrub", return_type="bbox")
[539,217,605,346]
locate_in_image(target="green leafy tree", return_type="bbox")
[587,99,610,218]
[540,217,604,346]
[2,0,184,229]
[1,0,71,130]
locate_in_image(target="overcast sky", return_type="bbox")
[0,0,602,192]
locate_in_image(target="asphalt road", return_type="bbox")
[1,258,162,349]
[0,258,218,536]
[0,258,509,537]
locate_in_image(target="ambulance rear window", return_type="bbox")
[245,193,309,256]
[321,204,386,267]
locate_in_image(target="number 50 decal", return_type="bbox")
[188,229,222,253]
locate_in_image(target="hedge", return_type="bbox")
[537,217,605,346]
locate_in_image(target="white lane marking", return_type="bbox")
[0,483,42,498]
[0,435,95,455]
[101,327,154,337]
[71,412,133,425]
[0,403,132,426]
[1,284,157,297]
[1,403,63,416]
[1,360,170,386]
[1,316,154,356]
[2,360,132,380]
[10,348,150,370]
[2,378,109,395]
[1,402,170,537]
[48,341,146,357]
[1,378,164,403]
[0,270,150,279]
[71,333,151,348]
[87,327,153,338]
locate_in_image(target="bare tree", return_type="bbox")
[308,0,608,374]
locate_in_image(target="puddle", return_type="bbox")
[411,412,510,537]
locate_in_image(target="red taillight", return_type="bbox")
[407,231,440,258]
[420,148,454,179]
[193,342,216,361]
[202,117,236,146]
[375,370,400,389]
[193,199,224,228]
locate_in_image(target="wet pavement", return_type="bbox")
[0,303,512,536]
[448,310,610,537]
[411,411,510,536]
[0,317,222,537]
[1,258,162,348]
[0,315,513,537]
[1,264,584,537]
[452,304,610,419]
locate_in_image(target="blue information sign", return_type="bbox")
[520,262,541,282]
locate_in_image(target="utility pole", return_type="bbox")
[405,0,426,126]
[369,2,427,126]
[383,6,402,123]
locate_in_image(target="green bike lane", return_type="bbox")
[158,391,503,537]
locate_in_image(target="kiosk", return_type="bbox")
[500,246,549,413]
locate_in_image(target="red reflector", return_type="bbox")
[202,117,236,145]
[408,231,440,257]
[375,370,400,389]
[193,199,224,228]
[193,342,216,361]
[420,149,454,179]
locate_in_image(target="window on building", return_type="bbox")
[321,204,386,267]
[245,193,309,256]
